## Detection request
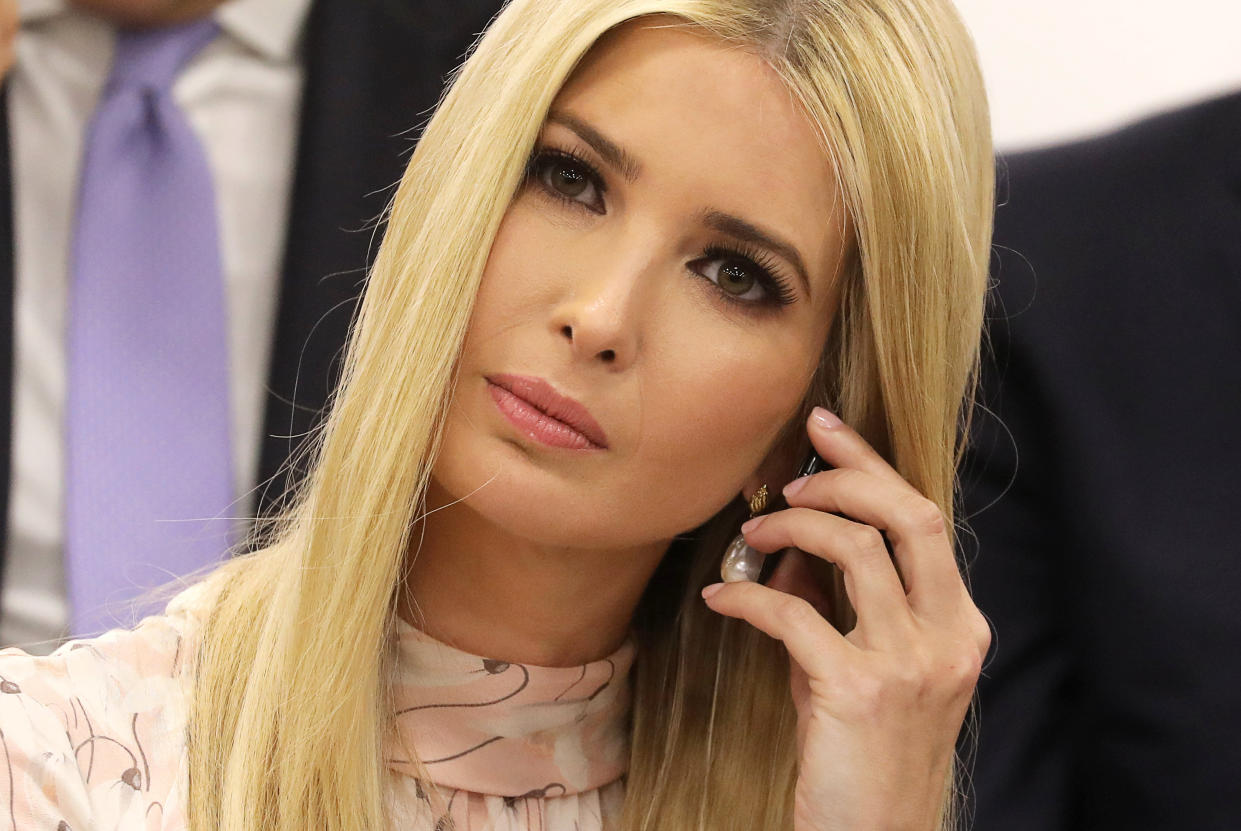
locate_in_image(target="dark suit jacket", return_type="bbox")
[0,0,503,583]
[961,92,1241,830]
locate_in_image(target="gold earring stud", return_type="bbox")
[721,483,770,584]
[748,484,769,517]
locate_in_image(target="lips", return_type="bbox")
[486,373,609,450]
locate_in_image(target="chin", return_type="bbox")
[429,435,636,550]
[482,492,616,548]
[444,482,624,551]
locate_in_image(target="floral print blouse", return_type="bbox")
[0,584,637,830]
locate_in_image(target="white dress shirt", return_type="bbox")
[1,0,312,651]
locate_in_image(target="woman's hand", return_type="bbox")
[701,407,991,831]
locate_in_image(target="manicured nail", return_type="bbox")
[701,583,724,600]
[812,407,842,429]
[740,515,766,534]
[783,475,811,498]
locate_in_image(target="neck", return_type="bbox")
[69,0,227,28]
[398,480,668,667]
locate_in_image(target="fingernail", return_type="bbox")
[740,515,766,534]
[783,475,811,498]
[812,407,842,429]
[701,583,724,600]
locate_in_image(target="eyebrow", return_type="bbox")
[700,210,812,298]
[547,110,643,182]
[546,109,812,298]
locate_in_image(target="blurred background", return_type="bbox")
[955,0,1241,149]
[1,4,1238,830]
[954,3,1241,831]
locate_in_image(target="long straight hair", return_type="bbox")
[185,1,993,829]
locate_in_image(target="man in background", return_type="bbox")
[963,91,1241,829]
[0,0,501,647]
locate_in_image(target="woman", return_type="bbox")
[0,0,993,828]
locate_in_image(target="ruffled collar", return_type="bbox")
[385,618,637,798]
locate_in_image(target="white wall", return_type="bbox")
[953,1,1241,151]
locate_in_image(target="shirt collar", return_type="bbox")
[215,0,312,64]
[19,0,313,63]
[18,0,62,24]
[386,618,637,798]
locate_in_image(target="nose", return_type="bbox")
[549,248,651,370]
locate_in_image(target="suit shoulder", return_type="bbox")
[1000,90,1241,203]
[991,90,1241,296]
[358,0,502,45]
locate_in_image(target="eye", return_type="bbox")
[526,148,606,213]
[691,245,797,307]
[713,259,762,299]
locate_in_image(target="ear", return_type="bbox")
[740,417,808,504]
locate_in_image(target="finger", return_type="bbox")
[802,408,907,486]
[743,508,912,632]
[701,579,851,677]
[765,548,834,619]
[781,468,964,617]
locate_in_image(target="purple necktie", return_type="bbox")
[66,19,234,637]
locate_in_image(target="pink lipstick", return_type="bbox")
[486,374,608,450]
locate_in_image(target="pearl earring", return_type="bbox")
[720,484,768,583]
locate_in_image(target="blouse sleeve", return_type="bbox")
[0,585,209,829]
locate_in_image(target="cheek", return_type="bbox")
[464,206,565,344]
[452,217,550,374]
[472,218,542,324]
[628,326,815,530]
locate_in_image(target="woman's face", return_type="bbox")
[431,19,849,550]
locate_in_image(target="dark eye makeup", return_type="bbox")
[523,144,798,310]
[527,147,608,213]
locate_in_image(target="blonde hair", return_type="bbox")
[186,1,993,829]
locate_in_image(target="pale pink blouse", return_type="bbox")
[0,584,636,830]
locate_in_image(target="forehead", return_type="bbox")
[551,18,847,300]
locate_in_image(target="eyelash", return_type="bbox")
[523,145,798,310]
